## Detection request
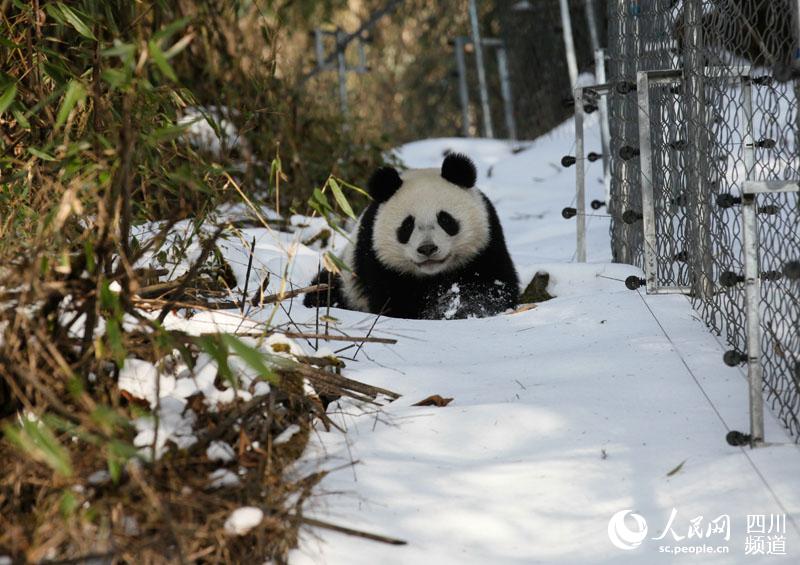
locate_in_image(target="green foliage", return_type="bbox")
[4,417,74,478]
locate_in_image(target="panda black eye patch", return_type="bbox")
[396,215,415,244]
[437,211,460,236]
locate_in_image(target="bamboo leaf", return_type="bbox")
[12,108,30,129]
[666,459,687,477]
[0,35,22,49]
[328,177,357,220]
[28,147,56,161]
[153,17,191,43]
[59,490,79,517]
[334,177,370,198]
[57,3,96,40]
[163,33,194,59]
[148,40,178,82]
[0,83,16,116]
[4,419,74,477]
[323,251,351,274]
[220,335,278,384]
[55,80,87,130]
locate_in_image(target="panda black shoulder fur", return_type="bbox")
[304,153,519,319]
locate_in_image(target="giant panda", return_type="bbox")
[304,153,519,319]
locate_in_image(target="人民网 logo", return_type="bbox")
[608,509,649,550]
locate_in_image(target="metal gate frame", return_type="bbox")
[573,82,613,262]
[740,179,800,445]
[635,66,751,295]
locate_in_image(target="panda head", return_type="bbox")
[368,153,490,276]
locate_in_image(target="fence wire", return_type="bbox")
[606,0,800,438]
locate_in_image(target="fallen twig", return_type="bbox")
[300,516,407,546]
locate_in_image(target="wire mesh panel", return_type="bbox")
[637,70,692,293]
[606,0,800,441]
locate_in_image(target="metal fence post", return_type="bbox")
[575,86,587,262]
[496,44,517,141]
[683,0,713,298]
[740,75,764,446]
[584,0,601,54]
[335,29,350,122]
[740,192,765,446]
[454,37,471,137]
[595,48,612,204]
[636,71,658,290]
[559,0,579,88]
[468,0,494,138]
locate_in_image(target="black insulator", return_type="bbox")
[755,138,776,149]
[583,103,599,114]
[671,194,688,207]
[716,193,741,208]
[616,81,637,95]
[622,210,643,224]
[587,151,602,162]
[784,260,800,280]
[726,430,752,446]
[561,207,577,219]
[562,96,576,108]
[673,250,688,262]
[720,271,745,287]
[758,205,780,215]
[561,155,577,167]
[619,145,640,160]
[723,350,747,367]
[625,276,646,291]
[668,139,687,151]
[583,88,599,100]
[761,270,782,281]
[590,199,606,210]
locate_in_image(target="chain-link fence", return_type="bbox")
[605,0,800,440]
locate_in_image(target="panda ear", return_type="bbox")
[368,166,403,203]
[441,153,476,189]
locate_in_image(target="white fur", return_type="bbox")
[339,238,370,310]
[373,168,490,275]
[339,168,490,309]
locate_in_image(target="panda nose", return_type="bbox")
[417,243,438,257]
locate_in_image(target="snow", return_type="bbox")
[276,120,800,563]
[209,468,241,489]
[274,424,301,445]
[119,103,800,561]
[207,440,236,463]
[224,506,264,536]
[132,397,197,459]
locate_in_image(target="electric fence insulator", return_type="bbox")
[561,155,577,167]
[726,430,751,446]
[716,194,741,208]
[616,81,637,95]
[590,200,606,210]
[625,276,646,290]
[561,207,577,219]
[587,152,602,162]
[723,350,747,367]
[720,271,745,287]
[619,145,640,160]
[622,210,643,224]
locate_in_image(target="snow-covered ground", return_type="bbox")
[282,117,800,564]
[142,110,800,562]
